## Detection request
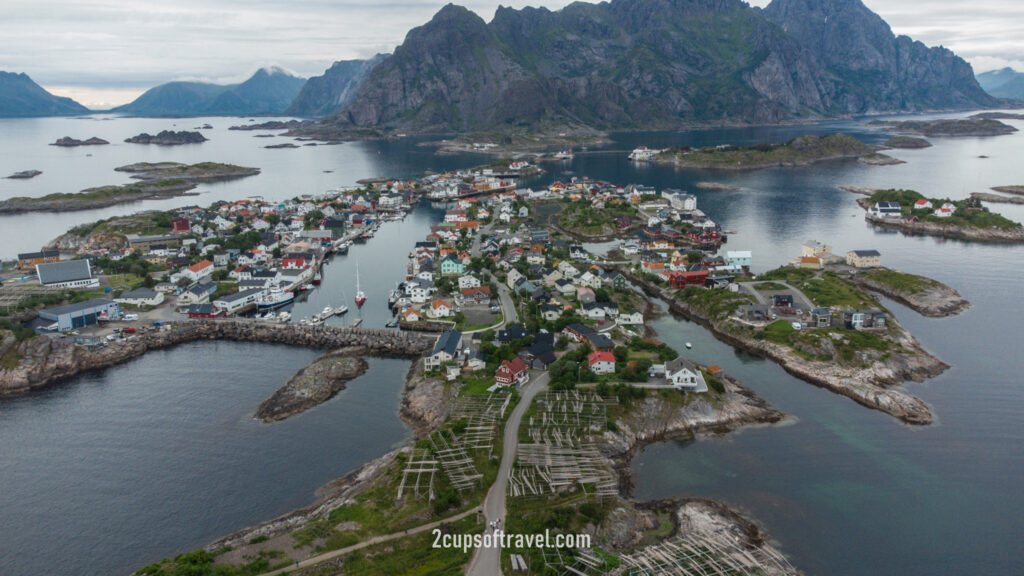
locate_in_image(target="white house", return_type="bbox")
[506,268,525,290]
[619,309,644,326]
[426,298,454,319]
[913,199,933,210]
[666,358,707,391]
[114,288,164,307]
[588,351,616,375]
[182,259,214,283]
[458,275,481,290]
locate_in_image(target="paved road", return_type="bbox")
[466,371,549,576]
[496,284,519,324]
[260,505,483,576]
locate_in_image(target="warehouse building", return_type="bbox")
[36,260,99,288]
[37,299,120,332]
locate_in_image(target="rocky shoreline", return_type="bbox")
[0,320,433,395]
[620,269,943,425]
[255,349,369,422]
[603,376,786,489]
[864,211,1024,243]
[849,272,971,318]
[970,192,1024,205]
[0,181,199,214]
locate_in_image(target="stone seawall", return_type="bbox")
[0,320,436,395]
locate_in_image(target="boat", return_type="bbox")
[312,273,322,285]
[685,342,693,349]
[334,304,349,315]
[336,243,350,255]
[385,318,399,328]
[553,149,574,160]
[257,287,295,312]
[629,146,658,162]
[354,262,367,307]
[277,311,291,323]
[322,306,334,317]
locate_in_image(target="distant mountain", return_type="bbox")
[286,54,389,117]
[324,0,994,133]
[112,67,306,116]
[977,68,1024,100]
[0,71,90,118]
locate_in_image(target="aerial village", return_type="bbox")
[3,156,897,402]
[2,155,947,575]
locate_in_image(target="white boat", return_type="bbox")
[334,304,349,315]
[553,149,574,160]
[685,342,693,349]
[322,306,334,317]
[257,287,294,312]
[629,146,658,162]
[355,262,366,307]
[278,311,291,323]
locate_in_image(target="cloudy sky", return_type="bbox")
[3,0,1022,108]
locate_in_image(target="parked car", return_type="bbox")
[123,327,136,334]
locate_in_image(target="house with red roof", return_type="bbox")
[495,357,529,386]
[588,351,616,375]
[183,259,214,282]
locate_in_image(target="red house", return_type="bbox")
[669,269,709,288]
[495,357,529,386]
[172,217,190,234]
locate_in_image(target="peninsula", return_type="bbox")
[125,130,207,145]
[653,133,890,170]
[858,189,1024,243]
[867,117,1017,137]
[0,162,258,213]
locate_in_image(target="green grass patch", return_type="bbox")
[860,269,939,296]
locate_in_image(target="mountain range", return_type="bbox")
[322,0,994,133]
[0,72,90,118]
[286,55,389,117]
[976,68,1024,100]
[111,67,306,116]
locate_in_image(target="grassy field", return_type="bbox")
[860,269,940,295]
[676,285,754,320]
[759,268,878,309]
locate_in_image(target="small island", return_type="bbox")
[228,120,308,131]
[264,142,299,149]
[858,188,1024,243]
[884,136,932,149]
[0,162,259,213]
[970,112,1024,120]
[654,133,889,170]
[50,136,109,147]
[868,117,1017,137]
[5,170,42,179]
[859,152,905,165]
[124,130,207,145]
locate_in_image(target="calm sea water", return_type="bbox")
[1,112,1023,575]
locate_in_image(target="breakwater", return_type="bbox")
[0,320,435,395]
